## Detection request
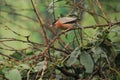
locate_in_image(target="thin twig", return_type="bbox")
[52,0,56,21]
[95,0,110,23]
[1,10,37,22]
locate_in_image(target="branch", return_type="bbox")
[42,21,120,54]
[0,52,16,60]
[31,0,48,45]
[56,66,79,79]
[50,46,69,56]
[22,21,120,61]
[82,21,120,29]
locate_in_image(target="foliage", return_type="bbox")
[0,0,120,80]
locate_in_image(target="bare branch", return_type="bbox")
[31,0,48,45]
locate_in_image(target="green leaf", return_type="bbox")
[67,47,81,66]
[80,52,94,73]
[92,47,105,62]
[5,69,21,80]
[34,61,44,71]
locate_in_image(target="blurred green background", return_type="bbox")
[0,0,120,54]
[0,0,120,80]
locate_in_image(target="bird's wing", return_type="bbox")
[59,17,77,24]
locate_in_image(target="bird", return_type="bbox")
[54,17,78,30]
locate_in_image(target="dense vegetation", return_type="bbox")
[0,0,120,80]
